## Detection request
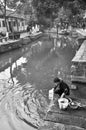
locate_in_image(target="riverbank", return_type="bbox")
[0,31,43,53]
[45,27,86,36]
[38,96,86,130]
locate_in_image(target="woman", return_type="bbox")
[53,77,70,98]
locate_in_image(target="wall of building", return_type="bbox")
[0,18,7,33]
[0,17,27,34]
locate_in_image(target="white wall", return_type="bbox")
[0,18,7,33]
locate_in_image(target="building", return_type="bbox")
[0,9,27,34]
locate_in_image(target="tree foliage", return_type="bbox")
[32,0,86,27]
[32,0,59,19]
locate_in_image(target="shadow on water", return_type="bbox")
[0,34,78,129]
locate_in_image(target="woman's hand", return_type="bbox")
[60,93,65,98]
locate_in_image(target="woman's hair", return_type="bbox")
[53,77,60,83]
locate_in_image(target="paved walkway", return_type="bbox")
[20,32,29,38]
[0,32,29,45]
[76,29,86,36]
[48,27,86,37]
[38,96,86,130]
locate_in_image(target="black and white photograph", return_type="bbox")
[0,0,86,130]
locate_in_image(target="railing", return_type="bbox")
[9,32,20,40]
[71,75,86,83]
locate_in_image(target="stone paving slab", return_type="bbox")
[43,98,86,129]
[47,98,86,117]
[44,111,86,129]
[38,121,85,130]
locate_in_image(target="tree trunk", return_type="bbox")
[56,24,58,38]
[16,18,19,32]
[4,0,9,32]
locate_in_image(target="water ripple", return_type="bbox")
[0,82,48,129]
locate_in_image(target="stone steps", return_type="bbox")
[44,111,86,129]
[38,122,85,130]
[39,97,86,130]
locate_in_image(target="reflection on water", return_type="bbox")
[0,34,77,129]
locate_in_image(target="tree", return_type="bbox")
[6,0,26,9]
[32,0,86,28]
[32,0,59,27]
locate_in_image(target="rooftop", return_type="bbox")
[0,9,25,19]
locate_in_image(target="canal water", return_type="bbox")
[0,33,78,130]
